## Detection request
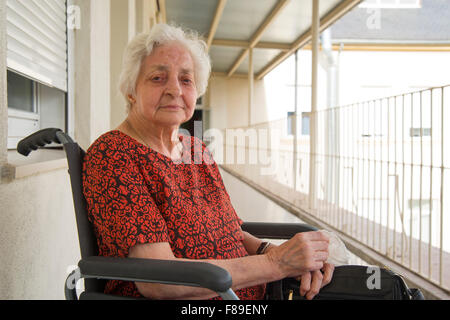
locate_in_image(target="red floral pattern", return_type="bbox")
[82,130,265,299]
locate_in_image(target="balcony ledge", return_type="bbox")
[2,148,67,182]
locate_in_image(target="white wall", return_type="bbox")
[208,75,269,130]
[110,0,129,130]
[89,0,111,145]
[208,76,228,130]
[110,0,159,130]
[338,50,450,106]
[263,49,450,121]
[72,0,111,150]
[0,169,79,299]
[0,0,7,165]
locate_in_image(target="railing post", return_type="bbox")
[248,47,253,127]
[309,0,319,210]
[293,50,298,192]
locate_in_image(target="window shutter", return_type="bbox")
[6,0,67,92]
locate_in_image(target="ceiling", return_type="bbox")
[164,0,362,80]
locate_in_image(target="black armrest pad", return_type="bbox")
[78,256,232,293]
[241,222,318,239]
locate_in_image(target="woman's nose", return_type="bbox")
[165,76,182,97]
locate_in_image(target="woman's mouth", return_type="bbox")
[160,105,182,110]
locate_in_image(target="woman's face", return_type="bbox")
[131,42,198,128]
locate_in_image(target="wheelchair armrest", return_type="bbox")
[78,256,233,294]
[241,222,318,239]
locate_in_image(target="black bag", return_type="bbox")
[267,265,425,300]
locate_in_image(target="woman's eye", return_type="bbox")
[150,74,165,82]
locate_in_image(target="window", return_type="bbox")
[301,112,310,136]
[287,111,295,136]
[7,71,35,113]
[410,127,431,137]
[6,0,68,149]
[287,112,311,136]
[7,71,67,149]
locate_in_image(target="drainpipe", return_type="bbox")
[248,47,253,127]
[321,29,337,109]
[309,0,319,210]
[321,28,339,206]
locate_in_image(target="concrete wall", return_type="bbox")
[110,0,159,130]
[72,0,111,150]
[0,0,7,165]
[208,75,269,130]
[0,169,79,299]
[110,0,129,130]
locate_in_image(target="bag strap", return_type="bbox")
[409,288,425,300]
[394,273,425,300]
[393,274,412,300]
[385,267,425,300]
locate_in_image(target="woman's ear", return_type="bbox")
[128,95,136,104]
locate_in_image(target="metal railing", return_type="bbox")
[218,85,449,292]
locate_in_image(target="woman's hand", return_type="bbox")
[266,231,330,279]
[299,263,335,300]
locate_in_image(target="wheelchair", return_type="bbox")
[17,128,320,300]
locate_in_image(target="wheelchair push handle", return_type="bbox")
[17,128,74,156]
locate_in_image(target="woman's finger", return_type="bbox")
[314,250,329,262]
[299,272,311,296]
[310,240,330,251]
[321,263,335,288]
[302,231,330,242]
[306,270,323,300]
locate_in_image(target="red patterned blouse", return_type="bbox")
[82,130,265,299]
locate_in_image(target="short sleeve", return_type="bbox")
[83,141,170,257]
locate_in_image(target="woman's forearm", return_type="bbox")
[131,231,329,300]
[136,253,283,299]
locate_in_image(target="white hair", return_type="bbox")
[119,24,211,110]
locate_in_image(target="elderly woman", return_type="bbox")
[82,24,334,300]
